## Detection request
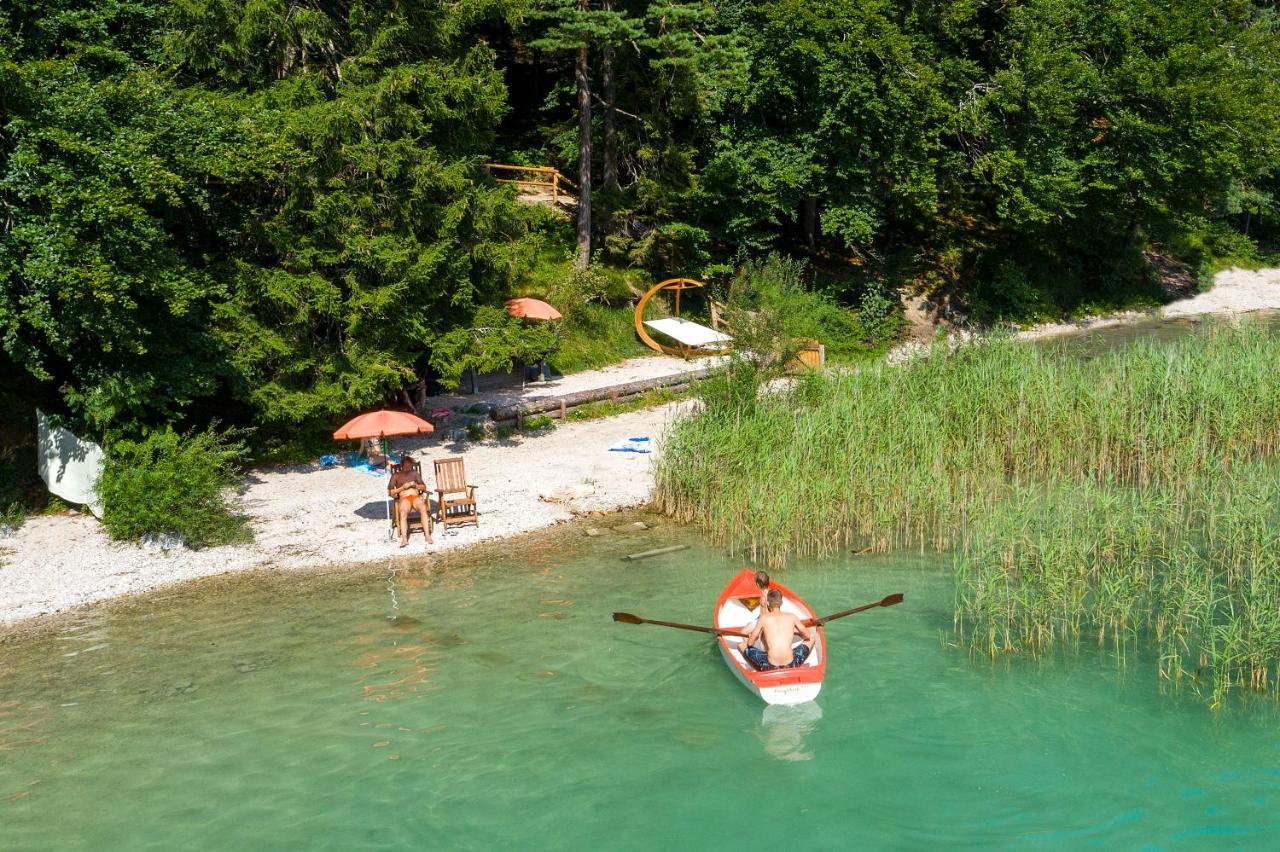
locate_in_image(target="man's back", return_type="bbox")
[758,609,805,666]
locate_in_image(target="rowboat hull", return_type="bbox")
[714,570,826,705]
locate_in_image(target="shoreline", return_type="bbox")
[0,402,693,628]
[0,505,665,643]
[889,264,1280,361]
[4,265,1280,631]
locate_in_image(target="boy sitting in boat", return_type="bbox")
[741,570,772,651]
[738,589,815,670]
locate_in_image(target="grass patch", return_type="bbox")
[42,497,69,515]
[1,501,24,534]
[562,384,698,422]
[520,414,555,431]
[551,303,655,375]
[513,248,657,375]
[658,323,1280,562]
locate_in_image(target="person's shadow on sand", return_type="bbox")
[353,499,437,520]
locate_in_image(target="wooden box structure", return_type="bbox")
[794,339,826,370]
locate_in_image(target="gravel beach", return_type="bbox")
[0,403,693,626]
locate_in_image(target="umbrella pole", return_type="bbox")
[384,434,393,540]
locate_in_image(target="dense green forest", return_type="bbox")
[3,0,1280,480]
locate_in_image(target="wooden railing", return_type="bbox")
[484,164,578,206]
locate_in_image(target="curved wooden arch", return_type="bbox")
[633,278,729,358]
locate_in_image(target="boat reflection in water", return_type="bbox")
[758,701,823,762]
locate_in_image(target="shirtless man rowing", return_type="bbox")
[737,588,815,670]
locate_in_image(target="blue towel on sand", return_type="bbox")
[342,450,401,476]
[609,436,652,454]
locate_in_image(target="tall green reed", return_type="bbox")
[656,322,1280,564]
[954,464,1280,706]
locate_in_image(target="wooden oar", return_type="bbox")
[803,592,904,627]
[612,612,748,638]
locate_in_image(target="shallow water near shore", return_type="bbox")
[2,518,1279,849]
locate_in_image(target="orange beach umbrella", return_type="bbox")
[333,409,434,440]
[506,297,563,321]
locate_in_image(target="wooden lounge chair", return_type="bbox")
[434,457,478,531]
[388,458,432,542]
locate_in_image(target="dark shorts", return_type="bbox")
[743,643,810,671]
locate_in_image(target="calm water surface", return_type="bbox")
[2,517,1279,849]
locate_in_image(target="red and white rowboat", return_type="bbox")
[714,569,826,705]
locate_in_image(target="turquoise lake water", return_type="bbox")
[2,516,1279,849]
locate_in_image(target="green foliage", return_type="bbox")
[42,497,69,516]
[551,303,652,374]
[0,0,235,434]
[1164,216,1275,291]
[429,305,562,388]
[514,253,654,374]
[698,254,904,414]
[5,0,1280,460]
[2,0,535,444]
[0,502,24,534]
[513,0,1280,316]
[727,255,903,359]
[96,428,250,548]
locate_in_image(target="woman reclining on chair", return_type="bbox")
[388,455,432,547]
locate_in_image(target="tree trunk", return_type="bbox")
[575,5,592,271]
[602,0,618,191]
[802,196,818,248]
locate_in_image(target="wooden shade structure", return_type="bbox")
[633,278,732,358]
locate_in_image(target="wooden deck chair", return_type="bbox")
[387,459,432,542]
[434,457,479,531]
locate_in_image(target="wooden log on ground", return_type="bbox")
[488,366,718,423]
[620,544,690,561]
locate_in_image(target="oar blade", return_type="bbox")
[612,611,644,624]
[881,593,904,607]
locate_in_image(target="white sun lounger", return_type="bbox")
[643,317,732,349]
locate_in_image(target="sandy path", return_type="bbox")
[889,265,1280,360]
[422,354,725,412]
[1161,266,1280,318]
[1018,266,1280,341]
[0,403,693,626]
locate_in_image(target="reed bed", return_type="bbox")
[655,322,1280,702]
[954,466,1280,706]
[656,322,1280,562]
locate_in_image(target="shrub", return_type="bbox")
[0,502,24,535]
[725,255,903,360]
[96,428,250,549]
